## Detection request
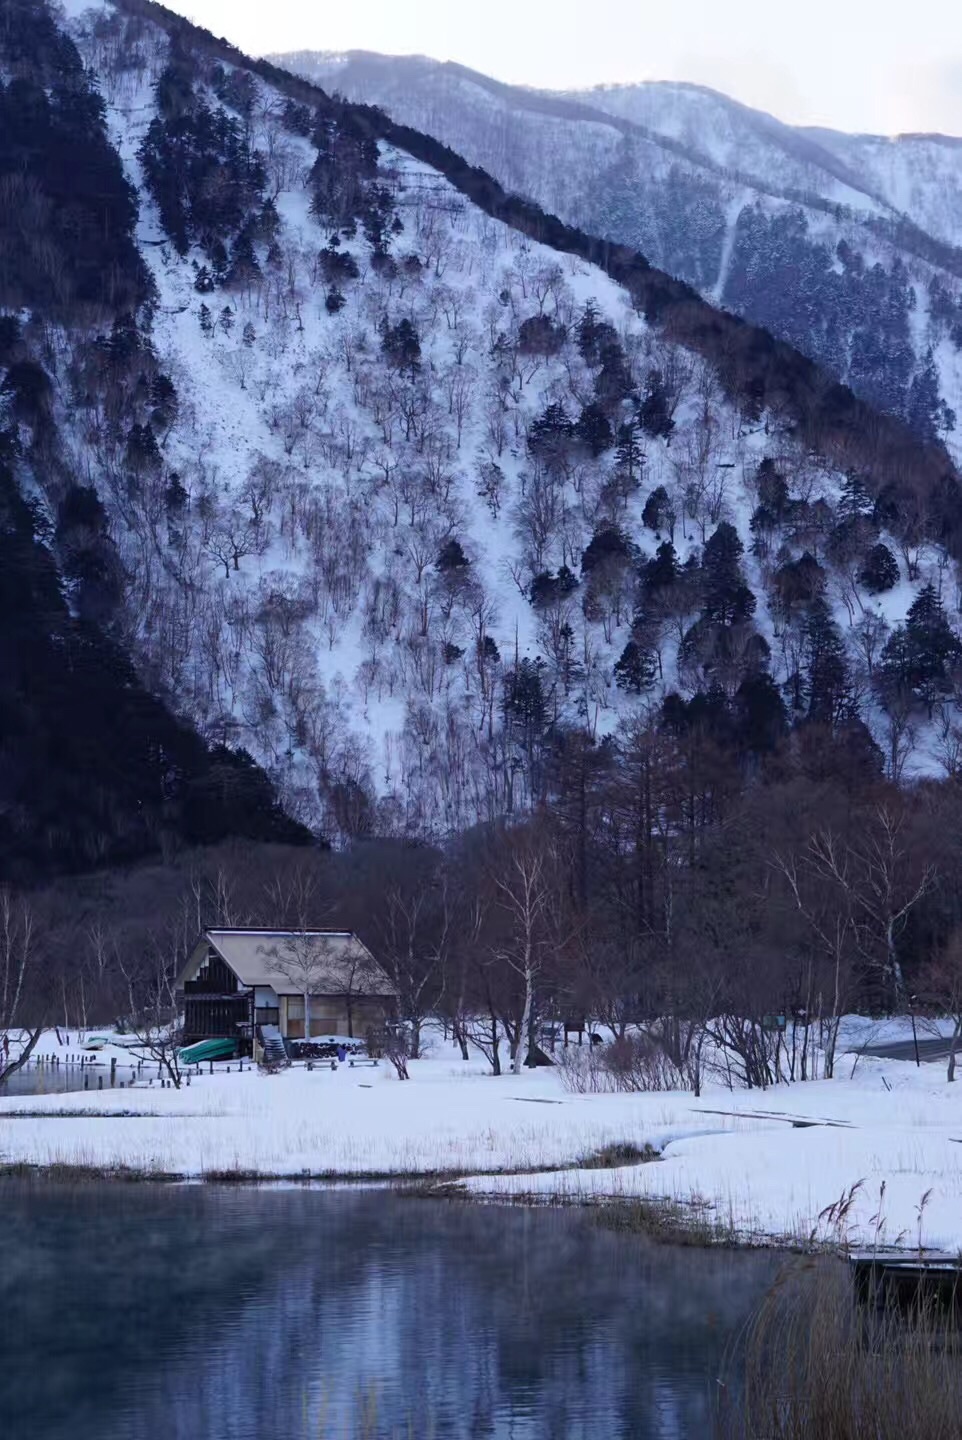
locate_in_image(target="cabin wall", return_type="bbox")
[182,994,251,1046]
[279,995,393,1040]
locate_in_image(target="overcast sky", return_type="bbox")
[168,0,962,136]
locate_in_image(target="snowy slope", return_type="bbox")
[23,3,955,846]
[275,51,962,460]
[567,80,892,213]
[807,130,962,247]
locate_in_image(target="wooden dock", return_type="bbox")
[849,1250,962,1313]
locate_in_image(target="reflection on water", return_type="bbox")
[0,1184,779,1439]
[4,1064,134,1097]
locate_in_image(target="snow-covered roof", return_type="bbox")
[179,929,395,996]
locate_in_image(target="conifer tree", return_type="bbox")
[859,542,899,594]
[642,485,672,535]
[614,639,657,694]
[638,370,674,440]
[701,522,755,627]
[803,597,853,725]
[889,582,962,713]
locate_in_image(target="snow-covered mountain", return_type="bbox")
[5,0,962,861]
[275,52,962,456]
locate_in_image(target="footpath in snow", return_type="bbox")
[1,1021,961,1254]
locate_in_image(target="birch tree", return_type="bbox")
[487,828,558,1075]
[776,804,934,1025]
[0,890,45,1088]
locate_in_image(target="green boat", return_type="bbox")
[178,1038,238,1065]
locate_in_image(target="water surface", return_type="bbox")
[0,1184,779,1438]
[4,1061,143,1097]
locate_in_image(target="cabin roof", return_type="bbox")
[178,928,395,996]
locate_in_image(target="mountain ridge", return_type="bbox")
[4,0,962,872]
[274,47,962,453]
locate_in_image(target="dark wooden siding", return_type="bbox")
[183,994,250,1044]
[183,950,239,995]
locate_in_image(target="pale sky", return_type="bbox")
[169,0,962,136]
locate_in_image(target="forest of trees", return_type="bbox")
[6,743,962,1090]
[6,0,962,1075]
[0,0,309,879]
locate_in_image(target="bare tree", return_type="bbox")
[258,931,338,1044]
[487,827,559,1075]
[118,928,186,1089]
[917,932,962,1082]
[378,875,449,1058]
[777,806,934,1016]
[0,890,46,1088]
[774,846,856,1079]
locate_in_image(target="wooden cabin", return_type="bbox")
[177,928,397,1054]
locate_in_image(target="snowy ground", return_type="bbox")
[2,1021,961,1253]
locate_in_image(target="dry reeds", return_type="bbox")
[718,1257,962,1440]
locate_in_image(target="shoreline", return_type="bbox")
[0,1154,936,1263]
[4,1022,962,1256]
[0,1157,828,1254]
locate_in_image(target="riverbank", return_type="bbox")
[2,1022,961,1252]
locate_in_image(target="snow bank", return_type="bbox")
[3,1027,962,1252]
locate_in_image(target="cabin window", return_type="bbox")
[255,1008,279,1026]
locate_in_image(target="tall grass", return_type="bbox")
[718,1257,962,1439]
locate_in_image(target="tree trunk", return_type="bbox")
[512,967,533,1076]
[0,1025,43,1088]
[948,1019,961,1083]
[885,919,905,1007]
[304,989,311,1042]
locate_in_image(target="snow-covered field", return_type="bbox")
[3,1022,961,1254]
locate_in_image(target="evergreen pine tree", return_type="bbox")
[859,542,899,594]
[614,639,657,694]
[575,402,613,457]
[642,485,672,534]
[615,421,644,478]
[734,672,788,756]
[755,458,789,517]
[576,301,608,365]
[701,522,756,626]
[905,351,943,442]
[903,582,961,712]
[381,317,421,374]
[638,370,674,440]
[643,541,679,594]
[803,597,853,725]
[838,470,874,521]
